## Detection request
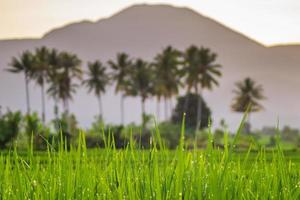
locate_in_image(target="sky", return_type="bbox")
[1,0,300,46]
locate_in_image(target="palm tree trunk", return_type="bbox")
[97,94,103,121]
[64,99,71,134]
[164,97,168,121]
[63,99,68,115]
[195,88,203,131]
[53,96,59,131]
[142,99,146,116]
[121,94,125,125]
[156,98,160,122]
[141,98,145,126]
[246,112,251,134]
[183,89,191,114]
[41,82,46,125]
[54,95,59,120]
[169,98,173,116]
[25,74,31,115]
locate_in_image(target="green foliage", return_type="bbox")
[0,111,22,148]
[32,46,50,86]
[109,52,132,94]
[182,46,222,92]
[214,129,225,144]
[24,112,51,149]
[48,51,82,111]
[24,112,43,137]
[7,51,35,114]
[52,112,79,135]
[157,122,181,148]
[83,61,109,96]
[128,59,154,121]
[281,126,300,142]
[232,77,265,113]
[89,116,105,135]
[129,59,153,100]
[172,93,211,129]
[269,135,277,146]
[83,60,109,120]
[182,46,222,130]
[108,52,133,124]
[152,46,182,100]
[7,51,35,76]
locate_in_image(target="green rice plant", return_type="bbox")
[0,116,300,199]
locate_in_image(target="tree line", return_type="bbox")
[6,45,265,131]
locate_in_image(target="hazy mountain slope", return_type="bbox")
[0,4,299,129]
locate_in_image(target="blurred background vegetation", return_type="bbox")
[2,45,295,151]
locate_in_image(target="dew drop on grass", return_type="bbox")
[32,180,37,187]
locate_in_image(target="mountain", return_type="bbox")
[0,4,299,129]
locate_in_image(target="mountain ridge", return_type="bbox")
[1,4,298,48]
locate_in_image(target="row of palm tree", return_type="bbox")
[7,45,265,130]
[7,48,82,127]
[106,45,224,125]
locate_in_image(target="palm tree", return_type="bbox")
[7,51,35,115]
[183,46,222,130]
[47,48,61,119]
[152,76,164,120]
[83,61,109,120]
[47,51,82,134]
[108,53,132,125]
[152,46,182,121]
[231,77,265,127]
[32,46,50,124]
[130,59,153,123]
[54,52,82,114]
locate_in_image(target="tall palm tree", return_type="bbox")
[47,48,61,119]
[83,61,109,120]
[152,76,164,120]
[231,77,265,125]
[47,51,82,134]
[130,59,153,123]
[183,46,222,130]
[32,46,50,124]
[7,51,35,115]
[152,46,182,120]
[108,53,132,125]
[54,52,82,114]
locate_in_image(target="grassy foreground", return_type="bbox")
[1,120,300,199]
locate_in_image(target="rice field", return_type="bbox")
[0,119,300,199]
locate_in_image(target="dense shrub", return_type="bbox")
[171,93,211,129]
[0,111,22,148]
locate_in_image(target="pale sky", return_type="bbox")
[1,0,300,46]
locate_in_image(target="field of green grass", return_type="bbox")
[1,120,300,200]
